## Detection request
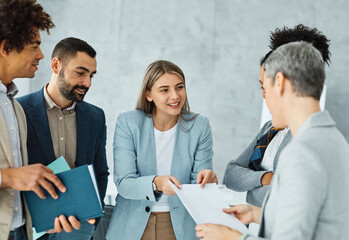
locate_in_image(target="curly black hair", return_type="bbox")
[0,0,55,52]
[261,24,331,66]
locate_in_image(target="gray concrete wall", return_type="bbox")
[32,0,349,182]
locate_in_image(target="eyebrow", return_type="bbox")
[76,66,97,74]
[30,40,41,45]
[158,82,184,89]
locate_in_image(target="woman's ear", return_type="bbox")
[145,90,153,102]
[275,72,286,96]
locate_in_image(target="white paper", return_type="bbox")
[169,181,249,234]
[88,165,102,209]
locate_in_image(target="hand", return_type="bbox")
[196,224,242,240]
[0,164,66,199]
[153,175,182,196]
[261,172,273,186]
[197,169,218,188]
[224,204,261,224]
[46,216,95,234]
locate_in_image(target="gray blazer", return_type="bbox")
[224,121,292,207]
[242,111,349,240]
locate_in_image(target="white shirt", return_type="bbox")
[0,80,25,230]
[261,128,289,171]
[152,123,177,212]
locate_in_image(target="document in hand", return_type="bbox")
[169,181,249,234]
[24,164,103,232]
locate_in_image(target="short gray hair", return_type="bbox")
[264,41,325,100]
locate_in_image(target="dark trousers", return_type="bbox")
[8,225,28,240]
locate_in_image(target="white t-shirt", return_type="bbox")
[152,123,177,212]
[261,128,289,171]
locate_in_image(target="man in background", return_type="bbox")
[18,37,109,240]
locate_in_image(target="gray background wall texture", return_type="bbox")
[22,0,348,183]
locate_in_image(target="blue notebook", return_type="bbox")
[24,164,103,232]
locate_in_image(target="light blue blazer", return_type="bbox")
[106,110,214,240]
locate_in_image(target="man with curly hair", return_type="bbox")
[0,1,66,240]
[224,24,331,207]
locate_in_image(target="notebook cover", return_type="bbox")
[24,164,103,232]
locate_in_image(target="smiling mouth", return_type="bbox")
[168,102,180,106]
[75,88,87,95]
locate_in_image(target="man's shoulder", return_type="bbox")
[77,101,104,115]
[16,88,43,104]
[17,88,43,109]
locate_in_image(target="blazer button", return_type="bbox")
[146,196,149,200]
[145,206,150,212]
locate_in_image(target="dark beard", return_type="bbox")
[58,69,89,102]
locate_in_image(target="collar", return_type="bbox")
[43,83,77,111]
[293,111,335,138]
[0,80,19,98]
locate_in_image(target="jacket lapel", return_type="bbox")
[0,111,14,167]
[75,103,89,166]
[12,99,28,166]
[26,90,55,165]
[273,130,292,170]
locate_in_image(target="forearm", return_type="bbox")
[225,163,268,192]
[0,168,12,189]
[115,174,157,201]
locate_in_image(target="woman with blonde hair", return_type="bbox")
[106,60,217,240]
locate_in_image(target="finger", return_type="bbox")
[169,176,182,189]
[37,178,59,199]
[195,224,203,231]
[196,172,204,184]
[43,172,66,193]
[212,174,218,184]
[41,165,54,174]
[32,185,47,199]
[223,207,235,213]
[68,216,81,230]
[200,173,210,188]
[59,215,73,232]
[53,217,63,233]
[87,218,96,225]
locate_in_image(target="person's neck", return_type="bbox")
[0,67,14,87]
[286,97,321,136]
[152,112,178,131]
[46,80,73,109]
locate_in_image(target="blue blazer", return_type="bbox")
[106,110,214,240]
[17,88,109,205]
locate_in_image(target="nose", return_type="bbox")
[37,47,44,60]
[170,89,179,99]
[82,76,92,88]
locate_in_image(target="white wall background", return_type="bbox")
[30,0,349,185]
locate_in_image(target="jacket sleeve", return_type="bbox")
[246,185,271,207]
[223,122,272,192]
[190,117,214,183]
[113,113,157,202]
